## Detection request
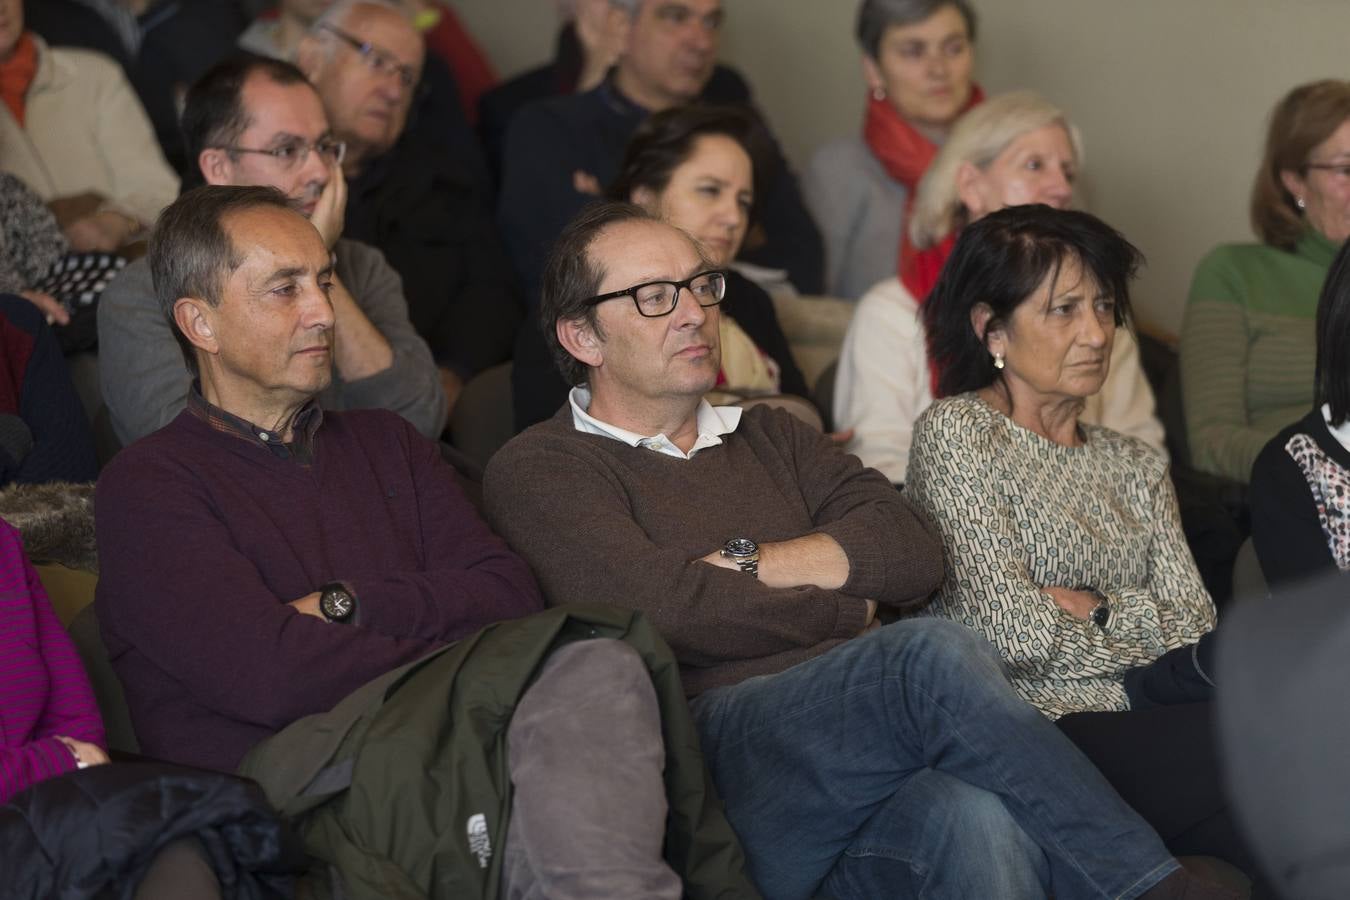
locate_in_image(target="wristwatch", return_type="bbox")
[720,538,760,578]
[318,581,358,624]
[1077,586,1112,634]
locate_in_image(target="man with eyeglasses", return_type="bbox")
[98,53,447,447]
[297,0,520,415]
[496,0,822,430]
[485,202,1242,900]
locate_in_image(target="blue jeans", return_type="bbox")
[690,620,1178,900]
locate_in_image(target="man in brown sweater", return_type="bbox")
[485,202,1236,900]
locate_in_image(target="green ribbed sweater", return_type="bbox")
[1179,230,1338,483]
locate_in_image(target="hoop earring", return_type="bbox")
[871,87,886,102]
[1296,196,1307,210]
[993,353,1005,370]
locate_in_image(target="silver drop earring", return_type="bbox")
[872,87,886,101]
[1297,196,1307,210]
[993,353,1005,370]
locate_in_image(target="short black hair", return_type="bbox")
[609,104,771,229]
[923,204,1142,398]
[539,201,664,387]
[180,54,314,189]
[149,184,294,376]
[1316,239,1350,426]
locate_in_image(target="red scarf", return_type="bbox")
[0,33,38,127]
[863,84,982,394]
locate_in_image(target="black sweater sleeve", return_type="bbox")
[1250,426,1339,589]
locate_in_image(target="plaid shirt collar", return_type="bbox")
[186,384,323,466]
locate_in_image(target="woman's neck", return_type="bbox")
[978,383,1086,447]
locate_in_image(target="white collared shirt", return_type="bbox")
[568,386,742,460]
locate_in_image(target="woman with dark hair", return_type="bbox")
[804,0,981,300]
[1180,79,1350,484]
[610,104,809,403]
[1250,238,1350,588]
[905,205,1259,877]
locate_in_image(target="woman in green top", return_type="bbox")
[1180,79,1350,483]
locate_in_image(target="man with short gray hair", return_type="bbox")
[95,184,757,899]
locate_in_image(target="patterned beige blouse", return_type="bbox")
[906,393,1216,719]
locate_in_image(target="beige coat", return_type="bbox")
[0,37,178,227]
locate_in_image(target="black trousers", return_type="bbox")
[1056,702,1259,878]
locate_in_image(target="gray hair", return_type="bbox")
[149,185,294,376]
[855,0,977,59]
[309,0,410,61]
[909,90,1084,249]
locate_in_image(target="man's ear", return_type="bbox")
[556,316,603,369]
[970,302,1003,355]
[861,55,884,96]
[174,297,220,356]
[198,148,232,186]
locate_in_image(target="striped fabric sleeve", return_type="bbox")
[1179,297,1271,482]
[27,558,105,748]
[0,736,78,805]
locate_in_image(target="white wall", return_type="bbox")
[454,0,1350,335]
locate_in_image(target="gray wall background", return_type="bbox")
[455,0,1350,335]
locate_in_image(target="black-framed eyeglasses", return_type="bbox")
[584,270,727,318]
[320,24,419,89]
[219,137,347,171]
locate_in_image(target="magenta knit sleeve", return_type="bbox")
[0,519,105,803]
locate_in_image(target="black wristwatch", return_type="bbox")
[318,581,357,624]
[720,538,760,578]
[1077,586,1111,634]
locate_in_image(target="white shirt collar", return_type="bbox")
[568,386,742,460]
[1321,403,1350,453]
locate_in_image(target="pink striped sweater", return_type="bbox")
[0,517,104,803]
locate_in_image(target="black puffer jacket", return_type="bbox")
[1,761,306,899]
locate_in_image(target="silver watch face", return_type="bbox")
[322,589,354,621]
[724,538,758,559]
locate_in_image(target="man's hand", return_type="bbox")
[19,290,69,326]
[861,599,879,634]
[698,533,850,590]
[310,161,348,250]
[1042,587,1097,621]
[289,591,325,620]
[55,736,110,767]
[573,0,626,91]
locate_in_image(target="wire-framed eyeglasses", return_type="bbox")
[219,137,347,171]
[584,270,727,318]
[320,24,419,89]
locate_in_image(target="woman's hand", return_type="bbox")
[19,290,70,326]
[1042,586,1098,621]
[63,210,139,252]
[55,736,110,768]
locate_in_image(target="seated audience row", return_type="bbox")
[512,104,810,426]
[835,91,1163,484]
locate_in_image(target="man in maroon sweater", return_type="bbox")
[93,186,752,898]
[485,202,1236,900]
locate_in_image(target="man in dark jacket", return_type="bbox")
[496,0,822,429]
[297,0,520,415]
[95,185,755,899]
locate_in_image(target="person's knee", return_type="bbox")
[880,617,1004,674]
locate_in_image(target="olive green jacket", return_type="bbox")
[239,605,760,900]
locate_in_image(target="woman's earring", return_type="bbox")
[993,353,1005,370]
[1297,196,1307,210]
[871,87,886,102]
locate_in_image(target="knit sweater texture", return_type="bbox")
[0,517,104,803]
[907,394,1215,718]
[95,406,542,772]
[484,404,943,696]
[1179,230,1336,483]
